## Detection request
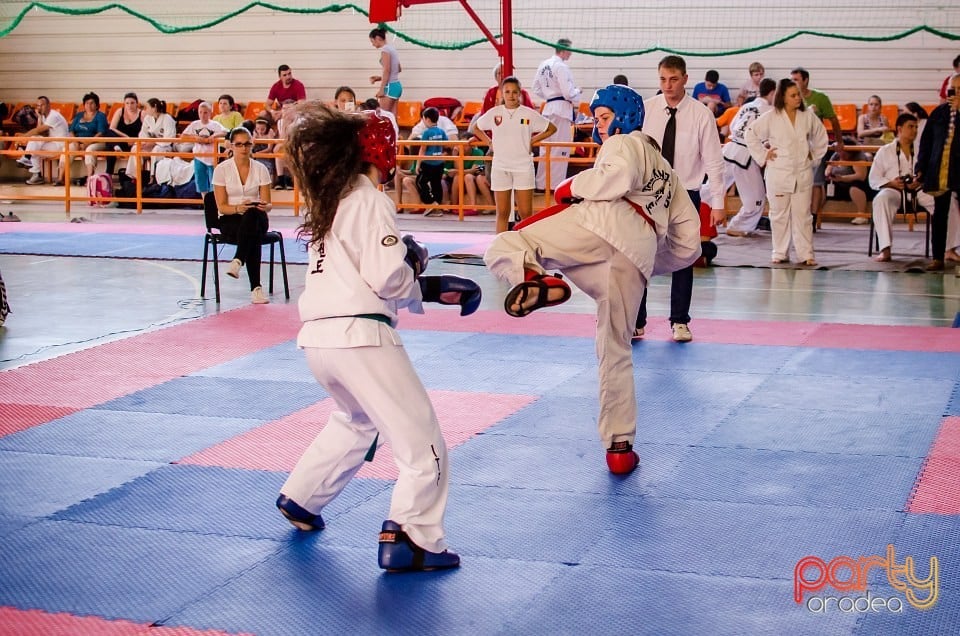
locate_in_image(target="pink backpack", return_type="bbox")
[87,174,113,207]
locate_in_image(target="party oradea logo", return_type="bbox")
[794,545,938,613]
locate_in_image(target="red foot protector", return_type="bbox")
[606,440,639,474]
[504,269,572,318]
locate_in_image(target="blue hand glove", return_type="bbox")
[402,234,429,278]
[419,275,482,316]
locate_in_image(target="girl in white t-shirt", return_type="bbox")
[473,77,557,233]
[212,127,274,304]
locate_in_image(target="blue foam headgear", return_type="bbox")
[589,85,645,144]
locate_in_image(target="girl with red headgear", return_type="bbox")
[275,103,479,572]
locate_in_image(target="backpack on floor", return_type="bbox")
[87,173,114,207]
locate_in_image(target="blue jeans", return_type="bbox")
[193,160,214,194]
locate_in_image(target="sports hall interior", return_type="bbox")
[1,2,959,634]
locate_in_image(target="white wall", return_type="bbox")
[0,3,955,110]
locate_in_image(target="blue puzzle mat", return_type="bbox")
[1,325,958,635]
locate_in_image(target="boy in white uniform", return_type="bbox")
[276,105,481,572]
[474,76,557,233]
[722,78,776,236]
[483,85,701,474]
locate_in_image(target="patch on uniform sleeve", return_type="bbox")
[381,234,399,247]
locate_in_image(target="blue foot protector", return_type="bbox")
[377,520,460,572]
[276,495,325,531]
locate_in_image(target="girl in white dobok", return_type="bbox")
[746,78,829,266]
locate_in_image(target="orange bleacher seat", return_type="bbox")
[51,102,76,121]
[860,103,899,127]
[922,104,938,115]
[243,101,266,120]
[882,103,899,126]
[833,104,858,134]
[166,101,178,117]
[455,101,482,127]
[107,103,124,124]
[396,101,422,129]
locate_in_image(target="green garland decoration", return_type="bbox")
[2,2,957,54]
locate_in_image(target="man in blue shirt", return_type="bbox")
[692,70,732,117]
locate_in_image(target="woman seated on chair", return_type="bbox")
[212,126,274,304]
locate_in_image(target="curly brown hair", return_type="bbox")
[284,102,366,247]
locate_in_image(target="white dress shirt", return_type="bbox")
[643,94,725,209]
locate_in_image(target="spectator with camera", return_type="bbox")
[916,73,960,271]
[869,113,932,262]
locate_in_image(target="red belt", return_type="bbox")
[514,199,656,232]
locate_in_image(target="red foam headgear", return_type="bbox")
[358,110,396,184]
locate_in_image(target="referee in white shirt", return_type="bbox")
[636,55,726,342]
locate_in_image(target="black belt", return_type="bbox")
[354,313,391,325]
[546,96,569,103]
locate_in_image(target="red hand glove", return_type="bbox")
[554,176,577,204]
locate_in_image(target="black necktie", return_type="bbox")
[661,107,677,166]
